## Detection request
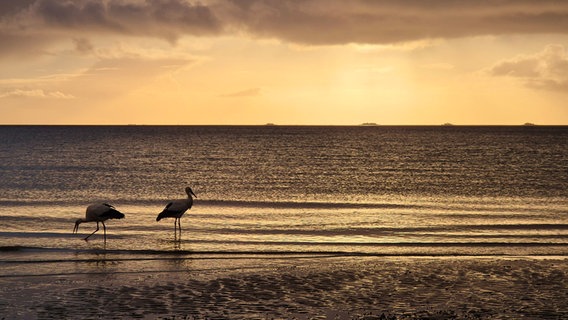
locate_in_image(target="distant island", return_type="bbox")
[360,122,378,126]
[265,123,276,126]
[523,122,536,126]
[442,123,454,126]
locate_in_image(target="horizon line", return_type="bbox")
[1,123,567,127]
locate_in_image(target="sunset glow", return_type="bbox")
[1,0,568,125]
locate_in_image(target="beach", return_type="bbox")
[1,255,567,319]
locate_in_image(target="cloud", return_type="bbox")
[0,52,196,103]
[0,0,35,19]
[0,89,75,99]
[2,0,568,54]
[220,87,261,98]
[487,44,568,91]
[0,0,222,55]
[217,0,568,45]
[73,37,94,54]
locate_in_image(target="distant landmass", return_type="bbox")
[360,122,378,126]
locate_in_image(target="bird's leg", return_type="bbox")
[174,219,177,235]
[102,221,107,242]
[85,222,100,241]
[178,218,182,234]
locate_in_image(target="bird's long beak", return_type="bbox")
[191,190,197,198]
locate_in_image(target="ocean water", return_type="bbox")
[0,125,567,272]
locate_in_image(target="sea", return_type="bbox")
[0,125,567,276]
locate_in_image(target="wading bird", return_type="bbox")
[156,187,196,235]
[73,203,125,241]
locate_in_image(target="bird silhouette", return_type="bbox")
[73,203,125,241]
[156,187,196,235]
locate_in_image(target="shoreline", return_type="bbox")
[1,256,566,319]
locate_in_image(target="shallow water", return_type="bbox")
[1,126,567,270]
[1,196,567,259]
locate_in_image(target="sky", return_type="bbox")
[1,0,568,125]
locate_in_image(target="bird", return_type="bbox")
[156,187,196,234]
[73,203,125,241]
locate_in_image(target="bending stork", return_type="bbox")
[73,203,125,241]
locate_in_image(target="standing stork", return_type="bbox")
[156,187,196,235]
[73,203,125,241]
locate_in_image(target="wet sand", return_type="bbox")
[1,256,567,319]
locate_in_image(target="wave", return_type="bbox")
[200,200,419,209]
[2,221,568,239]
[0,198,420,210]
[3,225,568,240]
[0,232,88,239]
[3,240,567,256]
[2,244,567,259]
[197,224,568,236]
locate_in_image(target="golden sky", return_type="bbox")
[1,0,568,125]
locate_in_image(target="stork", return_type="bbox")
[73,203,125,241]
[156,187,196,235]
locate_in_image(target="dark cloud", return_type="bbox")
[0,0,35,18]
[488,45,568,91]
[2,0,221,43]
[35,1,117,30]
[1,0,568,53]
[217,0,568,45]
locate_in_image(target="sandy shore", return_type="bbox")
[1,255,567,319]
